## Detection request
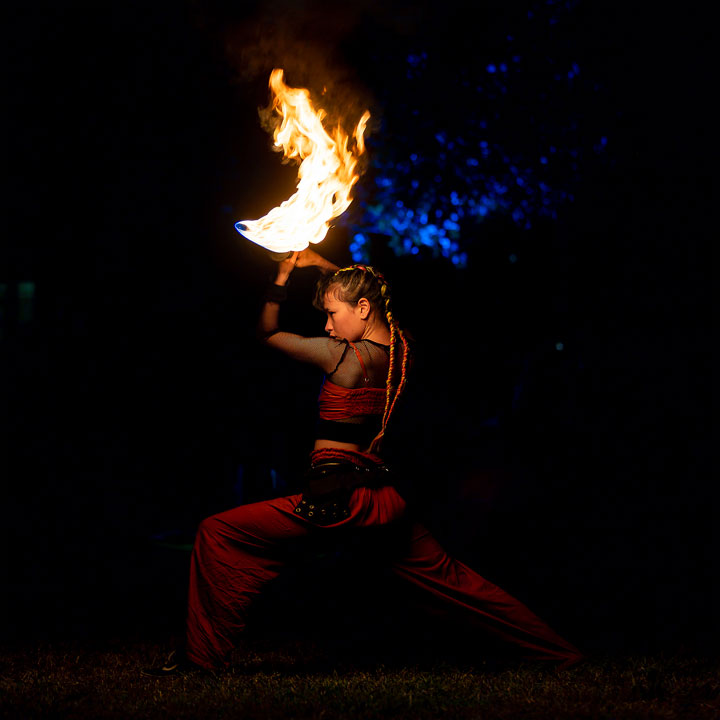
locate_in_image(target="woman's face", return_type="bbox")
[323,291,366,341]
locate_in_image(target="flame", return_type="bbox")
[235,69,370,253]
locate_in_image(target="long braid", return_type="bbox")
[358,266,409,454]
[370,311,410,454]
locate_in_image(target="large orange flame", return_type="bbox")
[235,69,370,253]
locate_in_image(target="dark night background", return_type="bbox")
[3,1,714,660]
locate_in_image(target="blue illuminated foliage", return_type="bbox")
[343,0,608,267]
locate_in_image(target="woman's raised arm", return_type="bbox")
[257,249,342,372]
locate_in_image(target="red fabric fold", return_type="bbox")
[317,379,386,420]
[309,447,385,467]
[186,487,583,670]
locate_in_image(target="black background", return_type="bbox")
[4,1,713,658]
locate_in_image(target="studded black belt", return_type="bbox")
[293,461,391,525]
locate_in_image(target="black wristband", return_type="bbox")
[263,283,288,303]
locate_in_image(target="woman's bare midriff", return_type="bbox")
[313,438,365,453]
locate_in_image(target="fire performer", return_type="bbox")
[144,247,583,676]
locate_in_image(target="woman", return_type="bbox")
[145,248,582,675]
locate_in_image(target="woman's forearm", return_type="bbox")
[256,249,335,340]
[296,248,339,274]
[257,267,291,339]
[315,255,339,274]
[258,297,281,339]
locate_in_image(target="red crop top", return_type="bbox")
[316,341,387,445]
[318,379,386,420]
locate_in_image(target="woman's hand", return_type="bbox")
[275,252,299,285]
[296,248,339,274]
[274,248,339,285]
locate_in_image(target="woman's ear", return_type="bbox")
[357,297,371,320]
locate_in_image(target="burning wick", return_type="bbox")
[235,69,370,258]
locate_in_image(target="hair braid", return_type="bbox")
[363,267,409,454]
[370,318,410,454]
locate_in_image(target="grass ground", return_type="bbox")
[1,640,717,720]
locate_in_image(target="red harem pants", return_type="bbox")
[186,485,582,669]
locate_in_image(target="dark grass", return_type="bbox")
[2,639,718,720]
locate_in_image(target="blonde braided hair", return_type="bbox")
[313,265,411,453]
